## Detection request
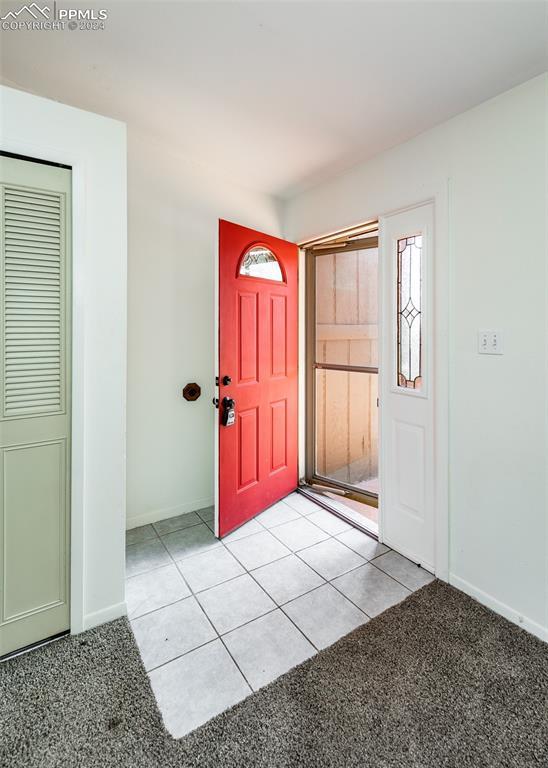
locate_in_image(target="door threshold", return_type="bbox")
[1,630,69,663]
[297,484,379,542]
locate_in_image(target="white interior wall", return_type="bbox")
[126,131,282,529]
[0,86,127,631]
[283,75,548,640]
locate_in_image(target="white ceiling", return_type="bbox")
[1,1,547,198]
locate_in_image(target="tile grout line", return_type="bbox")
[265,499,376,543]
[145,635,220,675]
[299,544,416,611]
[216,634,256,694]
[153,518,204,538]
[175,560,247,596]
[267,507,343,542]
[186,579,260,693]
[130,594,192,622]
[161,528,222,561]
[219,605,279,639]
[291,547,374,621]
[267,524,328,551]
[297,552,370,585]
[150,504,214,535]
[222,536,291,570]
[126,532,159,547]
[334,533,389,558]
[219,538,322,655]
[366,553,426,593]
[191,571,273,638]
[370,567,430,593]
[128,505,213,541]
[153,529,215,612]
[126,559,174,580]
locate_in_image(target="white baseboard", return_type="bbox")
[126,496,214,530]
[449,574,547,643]
[81,601,127,632]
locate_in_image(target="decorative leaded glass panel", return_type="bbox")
[239,246,283,281]
[397,234,422,390]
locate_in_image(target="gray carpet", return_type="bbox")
[1,581,547,767]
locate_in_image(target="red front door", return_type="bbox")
[218,220,298,537]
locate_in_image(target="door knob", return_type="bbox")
[222,375,232,386]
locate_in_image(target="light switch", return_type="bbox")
[478,330,503,355]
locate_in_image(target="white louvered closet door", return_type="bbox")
[0,155,71,658]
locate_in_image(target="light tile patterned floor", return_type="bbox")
[125,493,434,738]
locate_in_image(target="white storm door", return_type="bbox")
[380,203,435,571]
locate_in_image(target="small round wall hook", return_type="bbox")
[183,383,201,402]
